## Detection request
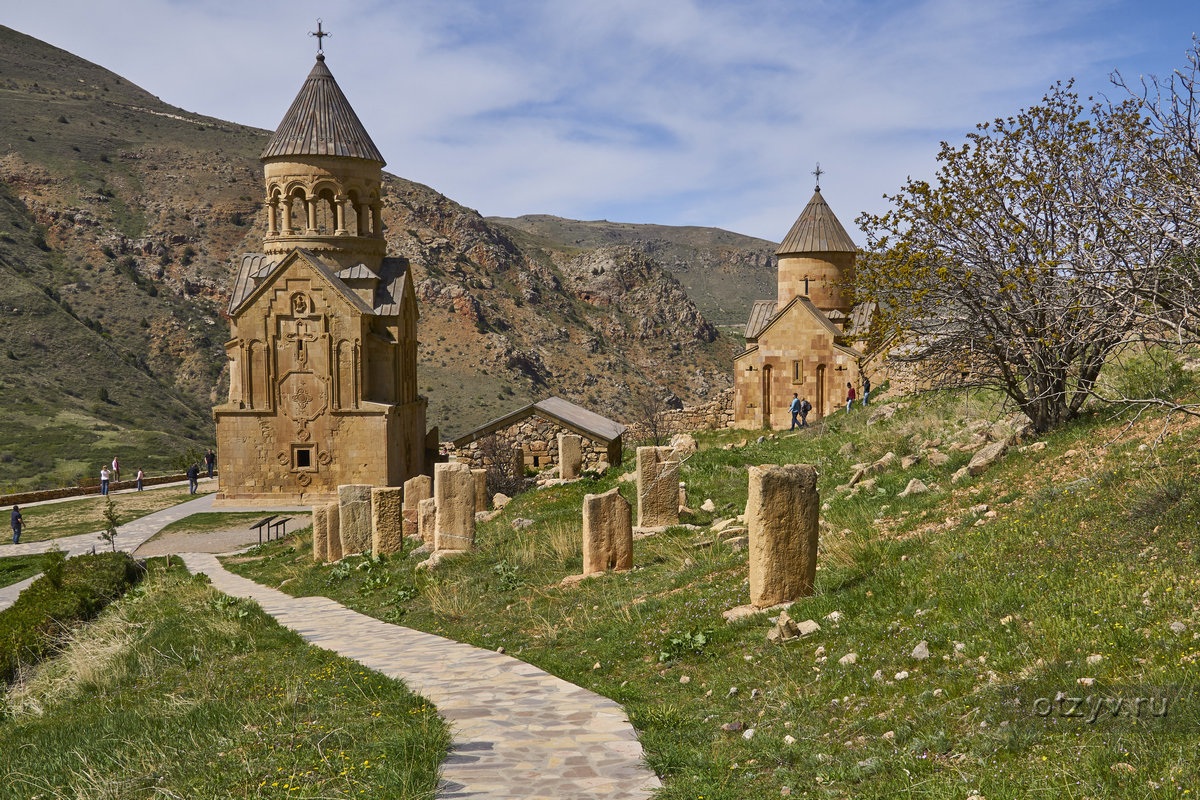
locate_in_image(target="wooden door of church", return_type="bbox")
[816,364,826,417]
[761,365,772,425]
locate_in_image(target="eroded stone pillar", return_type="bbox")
[747,464,819,608]
[325,502,343,562]
[559,433,583,480]
[583,487,633,575]
[472,468,488,512]
[403,474,433,539]
[511,444,525,478]
[371,486,404,557]
[417,497,437,548]
[434,462,475,551]
[312,504,328,562]
[338,484,373,556]
[636,446,680,528]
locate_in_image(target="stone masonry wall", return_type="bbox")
[446,412,615,473]
[624,388,735,444]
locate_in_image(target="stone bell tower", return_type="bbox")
[775,181,856,314]
[260,52,386,271]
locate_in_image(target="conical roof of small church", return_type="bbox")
[776,189,856,255]
[261,55,385,164]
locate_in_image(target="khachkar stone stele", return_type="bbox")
[434,462,475,552]
[312,504,329,562]
[746,464,819,608]
[338,484,373,556]
[582,487,633,575]
[559,433,583,480]
[324,501,343,562]
[371,486,404,557]
[403,474,432,539]
[636,446,680,529]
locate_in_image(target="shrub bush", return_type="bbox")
[0,552,141,683]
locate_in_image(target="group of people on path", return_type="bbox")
[786,375,873,431]
[97,449,215,497]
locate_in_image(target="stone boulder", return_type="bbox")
[871,452,897,474]
[967,436,1013,477]
[668,432,698,460]
[898,478,929,498]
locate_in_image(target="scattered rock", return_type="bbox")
[839,652,858,666]
[1086,653,1103,665]
[868,403,901,424]
[1019,441,1047,453]
[1078,677,1095,687]
[408,544,431,558]
[1110,762,1136,774]
[926,450,950,467]
[720,721,743,732]
[784,734,797,745]
[618,471,636,483]
[680,675,691,684]
[912,641,930,660]
[825,610,843,624]
[1170,621,1187,634]
[700,498,716,513]
[898,478,928,498]
[797,619,821,637]
[872,670,884,681]
[592,662,601,670]
[723,600,793,624]
[668,433,699,459]
[492,493,512,510]
[951,466,971,484]
[900,454,921,469]
[967,437,1013,476]
[894,670,909,681]
[742,728,756,740]
[882,730,895,741]
[839,442,857,457]
[511,518,534,529]
[726,535,749,551]
[871,452,897,473]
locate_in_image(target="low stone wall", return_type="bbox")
[624,389,736,444]
[445,413,618,473]
[0,472,209,506]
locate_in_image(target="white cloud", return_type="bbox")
[1,0,1194,241]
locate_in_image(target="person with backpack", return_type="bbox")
[789,393,803,430]
[862,374,872,407]
[186,463,200,494]
[11,505,22,544]
[799,396,812,428]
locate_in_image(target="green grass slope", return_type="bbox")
[228,359,1200,799]
[0,183,214,490]
[0,561,449,799]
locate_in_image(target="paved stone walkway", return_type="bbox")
[184,552,663,799]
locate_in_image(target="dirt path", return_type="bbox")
[133,514,312,557]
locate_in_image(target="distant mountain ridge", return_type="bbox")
[0,24,773,490]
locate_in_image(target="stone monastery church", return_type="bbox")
[733,185,871,429]
[214,52,428,504]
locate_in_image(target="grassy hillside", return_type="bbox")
[0,183,214,490]
[227,357,1200,798]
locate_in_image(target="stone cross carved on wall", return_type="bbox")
[284,318,319,366]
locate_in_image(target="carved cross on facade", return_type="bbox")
[310,20,330,53]
[285,318,319,365]
[812,162,823,191]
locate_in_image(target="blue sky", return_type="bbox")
[1,0,1196,242]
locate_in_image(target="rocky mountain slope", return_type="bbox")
[0,25,773,489]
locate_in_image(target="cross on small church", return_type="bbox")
[309,20,331,54]
[812,162,824,191]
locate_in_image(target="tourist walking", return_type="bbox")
[136,468,144,492]
[112,456,120,482]
[10,505,21,544]
[845,382,856,413]
[204,448,215,479]
[186,463,200,494]
[861,374,871,407]
[789,393,802,430]
[799,396,812,428]
[100,465,111,496]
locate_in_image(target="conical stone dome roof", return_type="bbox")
[776,189,856,255]
[261,55,385,164]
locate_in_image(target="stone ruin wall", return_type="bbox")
[624,388,736,444]
[445,413,612,473]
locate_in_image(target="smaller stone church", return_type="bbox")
[214,52,428,504]
[733,187,869,428]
